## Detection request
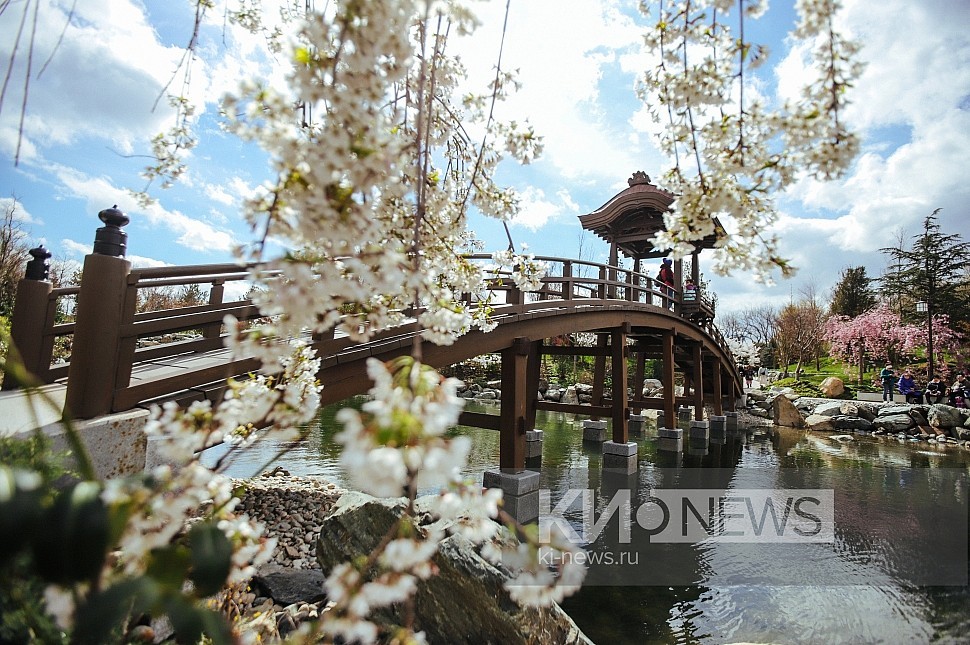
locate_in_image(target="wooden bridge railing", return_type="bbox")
[3,218,733,418]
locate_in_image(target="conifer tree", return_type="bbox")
[879,209,970,331]
[830,266,877,318]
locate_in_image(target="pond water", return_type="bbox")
[209,399,970,644]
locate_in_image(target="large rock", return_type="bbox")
[561,386,579,405]
[811,401,845,417]
[854,403,879,422]
[772,394,805,428]
[315,492,592,645]
[928,404,963,429]
[642,379,663,396]
[832,416,873,431]
[804,414,836,431]
[252,565,326,606]
[878,404,912,417]
[873,414,916,434]
[819,376,845,397]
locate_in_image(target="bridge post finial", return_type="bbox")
[24,245,52,281]
[93,205,130,257]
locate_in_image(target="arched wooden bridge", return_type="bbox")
[4,248,742,471]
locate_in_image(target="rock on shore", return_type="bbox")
[235,474,592,644]
[745,387,970,445]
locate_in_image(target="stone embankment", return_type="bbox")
[745,386,970,446]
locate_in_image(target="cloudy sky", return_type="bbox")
[0,0,968,313]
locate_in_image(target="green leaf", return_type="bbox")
[164,594,235,645]
[31,481,110,584]
[188,522,233,597]
[146,544,192,591]
[72,577,159,645]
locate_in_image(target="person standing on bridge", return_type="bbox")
[656,258,675,309]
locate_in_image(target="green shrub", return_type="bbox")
[0,435,71,644]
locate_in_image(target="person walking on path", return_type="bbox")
[879,363,896,402]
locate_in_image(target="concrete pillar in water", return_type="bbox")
[583,419,607,442]
[628,413,645,434]
[709,415,727,445]
[484,469,540,524]
[725,411,739,431]
[602,440,638,475]
[525,429,543,468]
[657,426,683,453]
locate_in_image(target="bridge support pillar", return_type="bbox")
[499,338,530,470]
[661,330,676,430]
[628,413,645,434]
[711,361,724,415]
[725,411,739,432]
[692,343,704,421]
[688,420,710,457]
[710,416,727,450]
[525,429,543,468]
[611,323,630,443]
[602,440,637,475]
[483,469,540,525]
[582,419,607,442]
[657,426,683,454]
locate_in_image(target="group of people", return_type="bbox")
[879,363,968,407]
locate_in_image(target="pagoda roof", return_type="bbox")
[578,171,724,259]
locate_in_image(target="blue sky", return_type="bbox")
[1,0,969,312]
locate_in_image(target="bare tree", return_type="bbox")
[0,198,33,316]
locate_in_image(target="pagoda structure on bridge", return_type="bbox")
[578,170,724,323]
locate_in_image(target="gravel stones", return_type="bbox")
[234,473,344,570]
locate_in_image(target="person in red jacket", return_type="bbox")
[656,258,675,309]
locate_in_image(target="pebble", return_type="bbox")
[234,474,345,571]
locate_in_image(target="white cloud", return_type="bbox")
[0,1,190,158]
[52,166,237,254]
[455,1,648,183]
[0,197,38,224]
[61,239,91,258]
[511,186,579,231]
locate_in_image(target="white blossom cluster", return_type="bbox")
[324,357,585,641]
[221,0,542,349]
[639,0,861,282]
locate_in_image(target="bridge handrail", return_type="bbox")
[5,252,736,415]
[463,253,681,311]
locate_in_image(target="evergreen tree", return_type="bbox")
[879,209,970,330]
[830,266,877,317]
